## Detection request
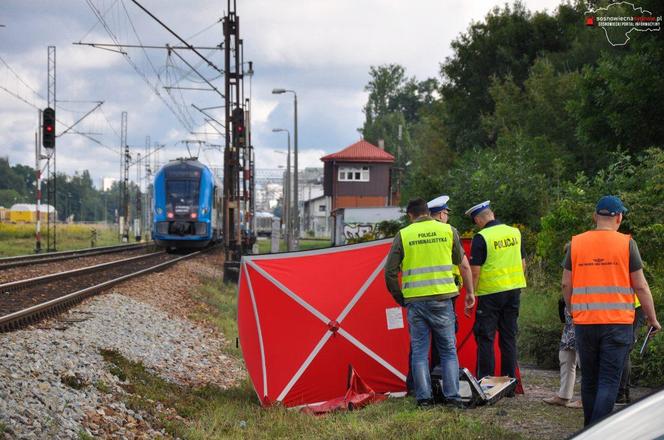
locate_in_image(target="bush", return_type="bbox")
[444,135,550,232]
[536,197,593,272]
[631,327,664,387]
[518,287,562,369]
[519,324,561,369]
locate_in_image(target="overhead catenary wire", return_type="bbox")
[185,18,223,42]
[163,50,198,128]
[99,107,122,139]
[120,0,198,132]
[0,77,119,157]
[128,0,225,75]
[81,0,229,149]
[0,55,45,101]
[84,0,196,133]
[78,0,121,42]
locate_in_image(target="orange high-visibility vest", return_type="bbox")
[571,230,635,325]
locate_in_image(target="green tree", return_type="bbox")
[360,64,438,169]
[0,189,22,208]
[569,39,664,171]
[439,1,571,151]
[0,158,24,196]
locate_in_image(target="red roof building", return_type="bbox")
[321,140,395,212]
[320,140,395,163]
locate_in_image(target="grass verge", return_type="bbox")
[102,346,519,440]
[0,223,122,257]
[100,278,523,440]
[256,238,331,254]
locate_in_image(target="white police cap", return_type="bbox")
[427,195,450,213]
[465,200,491,218]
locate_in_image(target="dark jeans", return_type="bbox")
[406,297,458,393]
[618,307,645,397]
[575,324,633,426]
[406,299,460,401]
[474,289,520,379]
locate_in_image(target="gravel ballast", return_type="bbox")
[0,282,240,439]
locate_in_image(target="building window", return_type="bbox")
[318,205,326,212]
[338,166,369,182]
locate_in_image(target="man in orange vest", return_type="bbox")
[562,195,660,426]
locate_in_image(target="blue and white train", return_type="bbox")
[152,158,222,249]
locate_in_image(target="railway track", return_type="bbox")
[0,242,153,270]
[0,249,206,332]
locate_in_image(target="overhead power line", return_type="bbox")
[83,0,196,132]
[0,55,44,101]
[128,0,224,75]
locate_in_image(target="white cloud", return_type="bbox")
[254,146,327,170]
[0,0,564,183]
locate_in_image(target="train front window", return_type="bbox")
[166,180,199,212]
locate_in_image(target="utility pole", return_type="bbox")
[45,46,57,252]
[120,111,129,242]
[34,122,42,253]
[123,144,130,242]
[293,93,298,249]
[135,152,142,241]
[144,136,151,240]
[223,0,253,280]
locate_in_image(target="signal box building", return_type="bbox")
[321,140,395,211]
[321,140,396,244]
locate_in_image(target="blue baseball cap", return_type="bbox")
[596,195,627,217]
[465,200,491,219]
[427,195,450,214]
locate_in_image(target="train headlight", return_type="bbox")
[202,207,208,214]
[156,207,163,215]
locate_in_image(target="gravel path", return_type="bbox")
[474,365,654,439]
[0,253,241,439]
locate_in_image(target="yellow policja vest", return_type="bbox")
[476,224,527,296]
[400,220,457,299]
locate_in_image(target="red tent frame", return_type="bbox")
[238,238,522,408]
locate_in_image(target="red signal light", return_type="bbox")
[167,212,174,219]
[42,107,56,149]
[190,212,198,219]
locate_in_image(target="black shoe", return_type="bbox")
[417,399,435,409]
[615,394,631,405]
[443,398,466,409]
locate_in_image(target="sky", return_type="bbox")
[0,0,564,187]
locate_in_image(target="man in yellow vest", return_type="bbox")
[465,200,526,382]
[562,195,660,426]
[427,194,468,290]
[385,198,475,408]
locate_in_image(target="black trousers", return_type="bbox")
[474,289,520,379]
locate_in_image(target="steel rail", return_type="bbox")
[0,251,164,293]
[0,242,152,270]
[0,250,204,332]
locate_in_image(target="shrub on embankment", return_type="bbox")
[518,149,664,384]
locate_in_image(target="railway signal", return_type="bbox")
[42,107,55,149]
[232,106,245,147]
